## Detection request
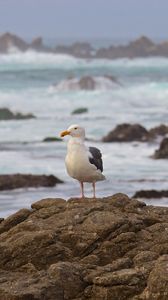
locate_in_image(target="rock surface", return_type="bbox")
[0,193,168,299]
[153,138,168,159]
[0,108,35,121]
[102,123,148,142]
[0,174,63,191]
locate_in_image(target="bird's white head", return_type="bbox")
[60,124,85,139]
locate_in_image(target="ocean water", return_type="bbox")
[0,51,168,217]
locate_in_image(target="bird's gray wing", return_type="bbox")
[88,146,103,172]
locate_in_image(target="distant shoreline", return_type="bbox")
[1,32,168,59]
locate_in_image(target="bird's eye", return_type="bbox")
[74,127,78,130]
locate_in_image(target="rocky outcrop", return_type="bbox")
[133,189,168,198]
[52,75,120,92]
[0,174,63,190]
[0,193,168,299]
[96,36,162,59]
[0,32,28,53]
[153,138,168,159]
[102,123,148,142]
[0,108,35,120]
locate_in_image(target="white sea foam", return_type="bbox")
[1,51,168,71]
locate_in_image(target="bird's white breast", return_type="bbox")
[65,139,97,182]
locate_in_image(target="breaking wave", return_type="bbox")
[1,51,168,72]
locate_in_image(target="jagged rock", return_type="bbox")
[0,108,36,120]
[43,137,62,142]
[153,138,168,159]
[133,189,168,199]
[0,174,63,191]
[0,32,28,53]
[71,107,88,114]
[0,194,168,299]
[102,123,148,142]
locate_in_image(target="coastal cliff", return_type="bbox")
[0,194,168,299]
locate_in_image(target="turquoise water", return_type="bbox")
[0,52,168,217]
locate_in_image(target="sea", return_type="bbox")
[0,43,168,217]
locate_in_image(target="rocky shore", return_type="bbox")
[2,32,168,58]
[0,193,168,299]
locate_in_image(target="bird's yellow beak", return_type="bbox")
[60,130,70,137]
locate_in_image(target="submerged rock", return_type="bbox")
[153,137,168,159]
[0,193,168,299]
[0,174,63,191]
[71,107,88,114]
[0,108,35,120]
[102,123,148,142]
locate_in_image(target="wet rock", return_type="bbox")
[43,137,62,142]
[133,189,168,198]
[71,107,88,114]
[102,123,148,142]
[153,137,168,159]
[0,194,168,299]
[0,174,63,191]
[0,108,35,120]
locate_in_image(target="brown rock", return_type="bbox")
[153,137,168,159]
[0,174,63,191]
[0,194,168,299]
[102,123,148,142]
[143,255,168,300]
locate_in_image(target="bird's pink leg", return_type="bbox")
[92,182,96,198]
[80,182,85,199]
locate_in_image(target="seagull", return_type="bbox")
[60,124,105,198]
